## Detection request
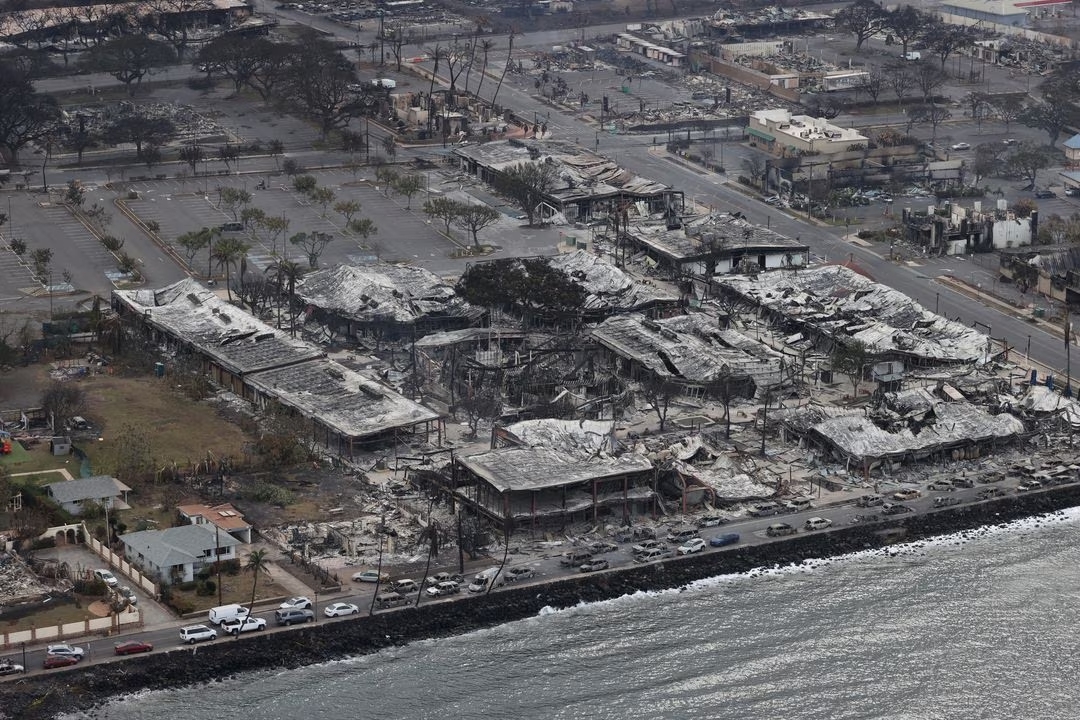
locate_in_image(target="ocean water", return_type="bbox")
[77,510,1080,720]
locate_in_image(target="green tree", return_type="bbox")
[289,231,333,269]
[104,115,176,161]
[991,95,1026,132]
[333,200,361,223]
[211,235,250,301]
[256,215,291,256]
[82,36,176,96]
[347,218,377,240]
[423,197,463,235]
[454,203,501,246]
[375,166,399,197]
[241,206,266,230]
[392,173,424,209]
[886,5,927,59]
[41,382,86,432]
[309,186,336,216]
[835,0,886,51]
[244,548,270,619]
[0,60,60,164]
[219,187,252,221]
[177,228,211,270]
[266,258,304,333]
[1008,143,1052,190]
[971,143,1003,185]
[831,340,870,399]
[495,161,557,226]
[292,174,317,195]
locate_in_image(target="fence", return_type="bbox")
[0,606,141,650]
[86,534,160,598]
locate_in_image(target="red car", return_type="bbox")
[43,655,79,669]
[114,640,154,656]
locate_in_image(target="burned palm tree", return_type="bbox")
[415,510,440,608]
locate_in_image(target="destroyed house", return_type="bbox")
[452,139,680,224]
[112,278,324,395]
[624,213,809,283]
[113,279,442,455]
[715,266,998,367]
[455,421,656,531]
[295,264,485,342]
[243,359,441,456]
[546,251,682,319]
[591,312,785,399]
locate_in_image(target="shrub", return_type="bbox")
[177,581,198,592]
[169,597,196,614]
[195,580,216,596]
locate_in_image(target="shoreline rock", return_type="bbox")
[3,486,1078,719]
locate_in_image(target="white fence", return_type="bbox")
[86,535,160,598]
[0,606,141,649]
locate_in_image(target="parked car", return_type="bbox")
[892,489,922,501]
[114,640,153,656]
[94,569,119,587]
[44,655,79,670]
[881,502,913,515]
[117,586,138,606]
[635,548,674,562]
[560,550,594,567]
[677,538,707,555]
[391,579,420,595]
[431,572,465,585]
[766,523,797,537]
[928,480,955,492]
[666,527,699,543]
[950,142,971,150]
[279,596,312,610]
[425,581,460,597]
[934,496,962,508]
[1065,186,1079,197]
[589,541,619,555]
[613,528,635,543]
[324,602,360,617]
[978,487,1007,499]
[374,592,409,609]
[1003,138,1018,146]
[697,515,726,528]
[219,221,244,232]
[803,517,833,531]
[709,533,741,547]
[580,558,610,572]
[784,498,813,512]
[179,625,218,644]
[352,570,390,584]
[1016,480,1042,492]
[632,539,665,555]
[0,661,25,675]
[1034,189,1056,199]
[45,644,84,660]
[748,502,781,517]
[221,616,267,635]
[505,567,535,582]
[856,494,884,508]
[953,477,975,488]
[275,608,315,625]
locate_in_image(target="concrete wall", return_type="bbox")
[0,606,141,649]
[87,535,160,597]
[991,217,1033,249]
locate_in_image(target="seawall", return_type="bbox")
[4,485,1080,719]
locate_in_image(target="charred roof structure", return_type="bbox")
[715,265,999,367]
[455,419,657,532]
[546,251,681,316]
[591,312,787,400]
[624,212,809,284]
[295,263,485,342]
[451,139,681,224]
[113,278,442,456]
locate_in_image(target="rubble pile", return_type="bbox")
[0,550,52,604]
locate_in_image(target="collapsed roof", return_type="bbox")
[628,212,807,261]
[591,312,786,387]
[459,445,654,493]
[717,266,994,364]
[296,264,483,327]
[546,251,679,313]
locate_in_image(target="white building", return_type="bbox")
[748,109,868,156]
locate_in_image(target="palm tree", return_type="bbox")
[415,496,440,608]
[425,44,444,135]
[201,226,222,279]
[487,518,514,596]
[475,39,495,103]
[490,30,515,108]
[244,548,270,621]
[265,258,304,335]
[211,236,250,302]
[369,513,386,616]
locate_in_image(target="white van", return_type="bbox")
[208,603,250,626]
[904,51,921,61]
[467,567,504,593]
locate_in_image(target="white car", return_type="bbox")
[94,569,119,587]
[950,142,971,150]
[324,602,360,617]
[677,538,707,555]
[179,625,218,644]
[279,596,312,610]
[425,581,460,597]
[803,517,833,531]
[46,644,85,660]
[221,616,266,635]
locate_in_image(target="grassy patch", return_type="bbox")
[169,570,292,613]
[80,375,250,476]
[0,442,73,474]
[0,596,102,633]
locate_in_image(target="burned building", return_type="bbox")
[623,212,809,285]
[902,200,1036,256]
[455,419,657,532]
[590,312,787,400]
[113,278,442,456]
[295,263,485,343]
[451,139,681,224]
[715,265,999,369]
